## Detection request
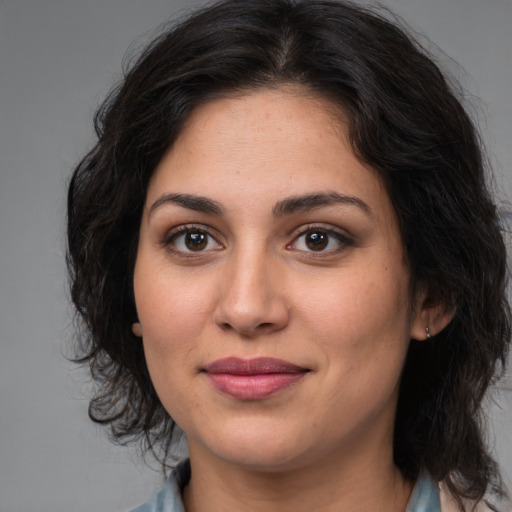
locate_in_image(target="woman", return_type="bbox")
[67,1,511,510]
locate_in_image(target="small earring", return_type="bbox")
[132,322,143,337]
[425,326,431,339]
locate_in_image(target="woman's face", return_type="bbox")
[133,88,428,472]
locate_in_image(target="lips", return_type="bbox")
[203,357,309,400]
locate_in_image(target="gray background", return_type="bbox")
[0,1,511,511]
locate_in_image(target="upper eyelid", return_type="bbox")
[164,223,218,239]
[291,223,352,240]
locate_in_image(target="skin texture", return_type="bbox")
[132,88,451,512]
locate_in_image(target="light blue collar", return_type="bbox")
[406,471,442,512]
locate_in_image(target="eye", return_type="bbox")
[291,227,351,253]
[165,226,222,254]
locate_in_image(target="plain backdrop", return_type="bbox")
[0,1,511,511]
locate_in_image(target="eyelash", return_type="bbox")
[161,224,354,257]
[161,224,223,257]
[288,225,354,256]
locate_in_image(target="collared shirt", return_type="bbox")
[129,460,442,512]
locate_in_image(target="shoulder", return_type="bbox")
[128,481,183,512]
[128,460,190,512]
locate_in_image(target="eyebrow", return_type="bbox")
[272,192,372,218]
[149,193,223,217]
[149,191,371,218]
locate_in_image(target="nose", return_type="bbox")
[213,251,290,337]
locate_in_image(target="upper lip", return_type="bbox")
[204,357,308,375]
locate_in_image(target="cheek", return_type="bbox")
[299,268,410,340]
[133,257,215,386]
[135,257,215,339]
[294,261,412,394]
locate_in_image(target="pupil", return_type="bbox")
[306,232,328,250]
[185,232,207,251]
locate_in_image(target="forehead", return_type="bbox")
[147,87,385,203]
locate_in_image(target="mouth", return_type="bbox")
[202,357,310,400]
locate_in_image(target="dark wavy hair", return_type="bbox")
[67,0,510,508]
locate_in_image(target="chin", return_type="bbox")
[188,419,321,473]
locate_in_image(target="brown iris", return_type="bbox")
[306,231,328,251]
[185,232,208,251]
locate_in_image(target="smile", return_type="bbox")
[203,357,310,400]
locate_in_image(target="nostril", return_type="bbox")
[216,320,283,337]
[219,322,233,331]
[257,322,273,330]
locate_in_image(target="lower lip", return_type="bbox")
[206,372,306,400]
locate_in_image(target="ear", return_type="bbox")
[410,286,455,341]
[132,321,143,337]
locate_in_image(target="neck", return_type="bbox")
[182,441,413,512]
